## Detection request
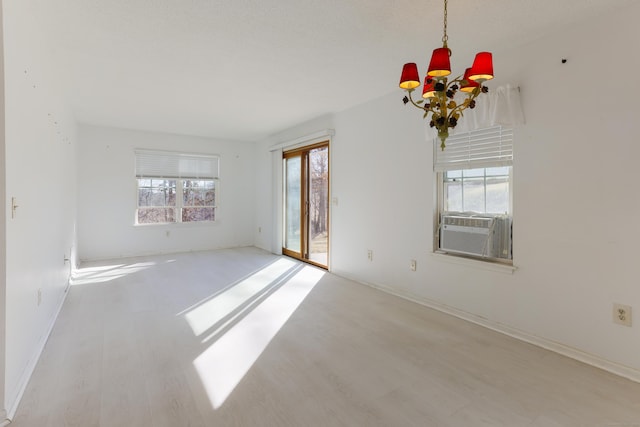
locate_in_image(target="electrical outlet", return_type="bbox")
[37,289,42,306]
[613,303,632,327]
[367,250,373,261]
[410,259,417,271]
[258,226,262,233]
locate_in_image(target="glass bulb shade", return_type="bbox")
[460,67,480,93]
[469,52,494,82]
[427,47,451,77]
[399,63,421,89]
[422,78,436,99]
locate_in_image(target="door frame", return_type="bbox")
[282,141,330,269]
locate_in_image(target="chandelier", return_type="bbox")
[399,0,494,150]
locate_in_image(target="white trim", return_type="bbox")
[268,129,335,152]
[272,149,284,255]
[6,286,70,420]
[336,273,640,385]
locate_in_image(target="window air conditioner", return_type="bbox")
[440,214,512,259]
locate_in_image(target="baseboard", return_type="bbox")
[340,274,640,384]
[5,283,70,421]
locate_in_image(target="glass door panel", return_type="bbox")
[284,155,302,256]
[308,146,329,266]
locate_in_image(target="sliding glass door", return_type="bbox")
[283,143,329,268]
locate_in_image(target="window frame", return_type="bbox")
[433,126,514,264]
[180,178,217,223]
[136,177,178,225]
[442,166,512,215]
[134,150,219,226]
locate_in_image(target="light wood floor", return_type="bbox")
[11,247,640,426]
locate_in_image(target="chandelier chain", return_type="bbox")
[442,0,448,45]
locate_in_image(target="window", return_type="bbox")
[137,178,177,224]
[182,179,215,222]
[435,127,513,261]
[135,150,219,225]
[443,167,510,214]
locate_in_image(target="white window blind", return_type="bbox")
[135,150,219,179]
[434,126,513,172]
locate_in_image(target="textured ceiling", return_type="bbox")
[31,0,636,142]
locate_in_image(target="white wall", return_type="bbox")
[0,1,6,421]
[77,125,255,261]
[255,2,640,378]
[3,0,78,416]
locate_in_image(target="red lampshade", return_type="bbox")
[460,67,480,93]
[427,47,451,77]
[399,63,420,90]
[469,52,494,82]
[422,77,436,99]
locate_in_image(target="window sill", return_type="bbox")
[431,251,517,274]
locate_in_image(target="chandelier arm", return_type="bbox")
[446,98,473,121]
[448,93,479,117]
[442,77,481,120]
[405,89,427,111]
[447,75,465,87]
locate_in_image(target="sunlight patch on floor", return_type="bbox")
[183,258,298,337]
[193,264,324,409]
[71,261,161,286]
